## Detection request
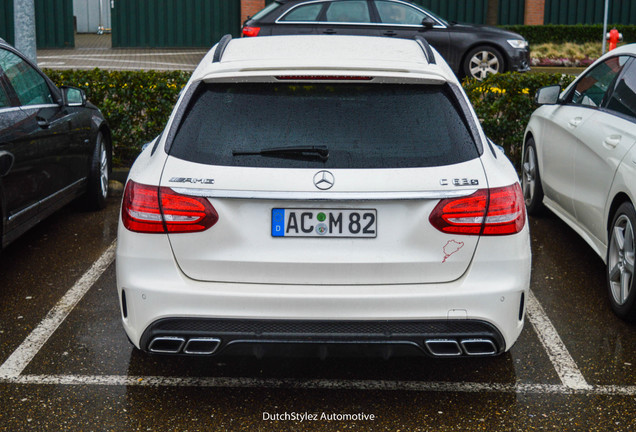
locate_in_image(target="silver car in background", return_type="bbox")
[523,44,636,320]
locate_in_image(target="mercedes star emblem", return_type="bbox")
[313,170,335,190]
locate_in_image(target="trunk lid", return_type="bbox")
[161,157,486,285]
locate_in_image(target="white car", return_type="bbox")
[116,34,530,358]
[523,44,636,321]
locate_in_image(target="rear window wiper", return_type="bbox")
[232,145,329,162]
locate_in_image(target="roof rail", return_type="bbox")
[212,34,232,63]
[414,35,436,65]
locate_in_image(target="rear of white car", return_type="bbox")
[116,35,530,358]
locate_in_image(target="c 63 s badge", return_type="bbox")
[169,177,215,185]
[440,178,479,186]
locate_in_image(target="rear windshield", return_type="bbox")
[250,2,281,21]
[169,83,481,169]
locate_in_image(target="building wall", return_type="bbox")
[0,0,74,48]
[0,0,14,45]
[112,0,241,48]
[524,0,545,25]
[242,0,265,23]
[499,0,526,25]
[545,0,636,25]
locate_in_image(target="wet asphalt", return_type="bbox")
[0,190,635,431]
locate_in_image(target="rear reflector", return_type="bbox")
[122,181,218,234]
[242,26,261,37]
[429,183,526,236]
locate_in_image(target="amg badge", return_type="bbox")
[169,177,215,185]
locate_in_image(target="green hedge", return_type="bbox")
[501,24,636,44]
[44,68,190,166]
[45,68,575,169]
[463,72,575,165]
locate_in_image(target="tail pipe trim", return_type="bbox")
[148,336,186,354]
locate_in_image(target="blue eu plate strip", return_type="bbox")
[272,208,285,237]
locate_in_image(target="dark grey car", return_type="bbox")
[0,39,112,249]
[242,0,530,80]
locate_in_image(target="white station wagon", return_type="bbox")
[116,34,531,358]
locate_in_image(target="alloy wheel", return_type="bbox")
[469,51,500,80]
[98,136,109,199]
[522,145,536,206]
[608,214,635,306]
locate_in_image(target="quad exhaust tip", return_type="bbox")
[425,339,462,356]
[460,339,497,356]
[184,338,221,355]
[148,336,221,355]
[425,338,497,357]
[148,336,186,354]
[146,335,497,357]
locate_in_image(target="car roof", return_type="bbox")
[602,43,636,57]
[193,35,453,83]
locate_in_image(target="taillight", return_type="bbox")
[122,181,218,234]
[429,183,526,236]
[242,26,261,37]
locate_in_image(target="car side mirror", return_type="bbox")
[0,151,14,177]
[61,86,87,107]
[421,16,435,29]
[535,85,561,105]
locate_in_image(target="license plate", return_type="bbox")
[272,208,377,238]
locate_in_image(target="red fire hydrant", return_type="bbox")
[606,28,623,51]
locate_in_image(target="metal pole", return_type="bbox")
[602,0,609,54]
[13,0,37,63]
[98,0,103,34]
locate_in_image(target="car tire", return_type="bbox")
[85,131,109,210]
[521,138,545,215]
[607,202,636,321]
[463,45,504,80]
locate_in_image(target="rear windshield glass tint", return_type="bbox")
[251,2,281,21]
[169,83,481,169]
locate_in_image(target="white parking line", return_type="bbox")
[43,56,200,67]
[0,374,635,396]
[39,64,198,71]
[526,291,592,390]
[0,241,117,378]
[2,241,631,396]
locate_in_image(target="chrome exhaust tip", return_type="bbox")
[460,338,497,356]
[424,339,462,357]
[148,336,186,354]
[183,338,221,355]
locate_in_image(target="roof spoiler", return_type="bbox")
[212,34,232,63]
[414,35,436,65]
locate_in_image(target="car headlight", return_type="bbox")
[507,39,528,49]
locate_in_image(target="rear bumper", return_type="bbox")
[140,317,506,358]
[116,225,531,357]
